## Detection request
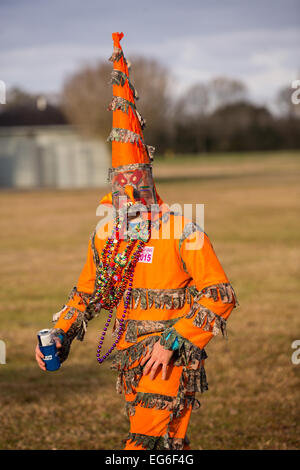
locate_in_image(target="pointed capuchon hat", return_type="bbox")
[100,32,163,208]
[107,31,154,168]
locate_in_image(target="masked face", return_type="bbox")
[111,168,156,214]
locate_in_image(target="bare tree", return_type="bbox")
[61,56,172,151]
[128,56,172,150]
[207,76,248,112]
[61,62,112,139]
[174,83,210,121]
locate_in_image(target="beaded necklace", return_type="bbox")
[92,216,150,364]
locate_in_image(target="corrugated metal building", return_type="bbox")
[0,125,110,188]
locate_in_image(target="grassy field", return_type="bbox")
[0,150,299,450]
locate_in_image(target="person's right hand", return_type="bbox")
[35,337,62,371]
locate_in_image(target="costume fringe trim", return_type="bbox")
[111,335,159,375]
[107,96,146,130]
[126,392,200,418]
[116,365,144,395]
[111,334,208,396]
[110,69,139,100]
[113,317,183,343]
[189,282,239,305]
[186,303,227,337]
[122,287,193,310]
[125,432,186,450]
[109,48,125,63]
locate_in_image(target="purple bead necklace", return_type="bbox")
[96,221,148,364]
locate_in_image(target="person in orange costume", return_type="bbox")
[35,33,238,450]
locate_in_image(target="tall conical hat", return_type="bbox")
[107,32,154,168]
[101,32,162,208]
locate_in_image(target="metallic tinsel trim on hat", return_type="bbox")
[110,69,139,100]
[107,96,146,130]
[109,47,125,63]
[146,145,155,161]
[108,163,152,182]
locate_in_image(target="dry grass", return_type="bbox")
[0,151,299,450]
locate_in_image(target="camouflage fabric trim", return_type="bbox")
[150,210,182,232]
[110,162,152,174]
[107,128,144,146]
[50,312,92,364]
[146,145,155,161]
[126,433,185,450]
[178,221,203,252]
[49,328,71,364]
[109,48,125,63]
[116,364,144,395]
[90,230,100,266]
[65,309,89,342]
[62,306,79,320]
[160,327,208,367]
[126,392,200,417]
[111,333,208,397]
[113,317,182,343]
[108,95,134,114]
[111,335,159,372]
[110,69,139,100]
[190,282,239,305]
[107,96,146,130]
[178,221,204,273]
[122,287,193,310]
[67,286,93,308]
[186,303,227,337]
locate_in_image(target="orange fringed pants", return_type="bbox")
[123,359,193,450]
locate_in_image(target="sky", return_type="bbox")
[0,0,299,111]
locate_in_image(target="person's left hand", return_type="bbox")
[141,340,173,380]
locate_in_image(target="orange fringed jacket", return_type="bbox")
[53,208,237,355]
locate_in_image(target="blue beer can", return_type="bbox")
[37,329,61,371]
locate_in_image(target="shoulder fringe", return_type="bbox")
[125,432,188,450]
[123,287,193,310]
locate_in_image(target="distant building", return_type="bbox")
[0,125,110,188]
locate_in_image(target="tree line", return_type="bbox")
[0,57,299,155]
